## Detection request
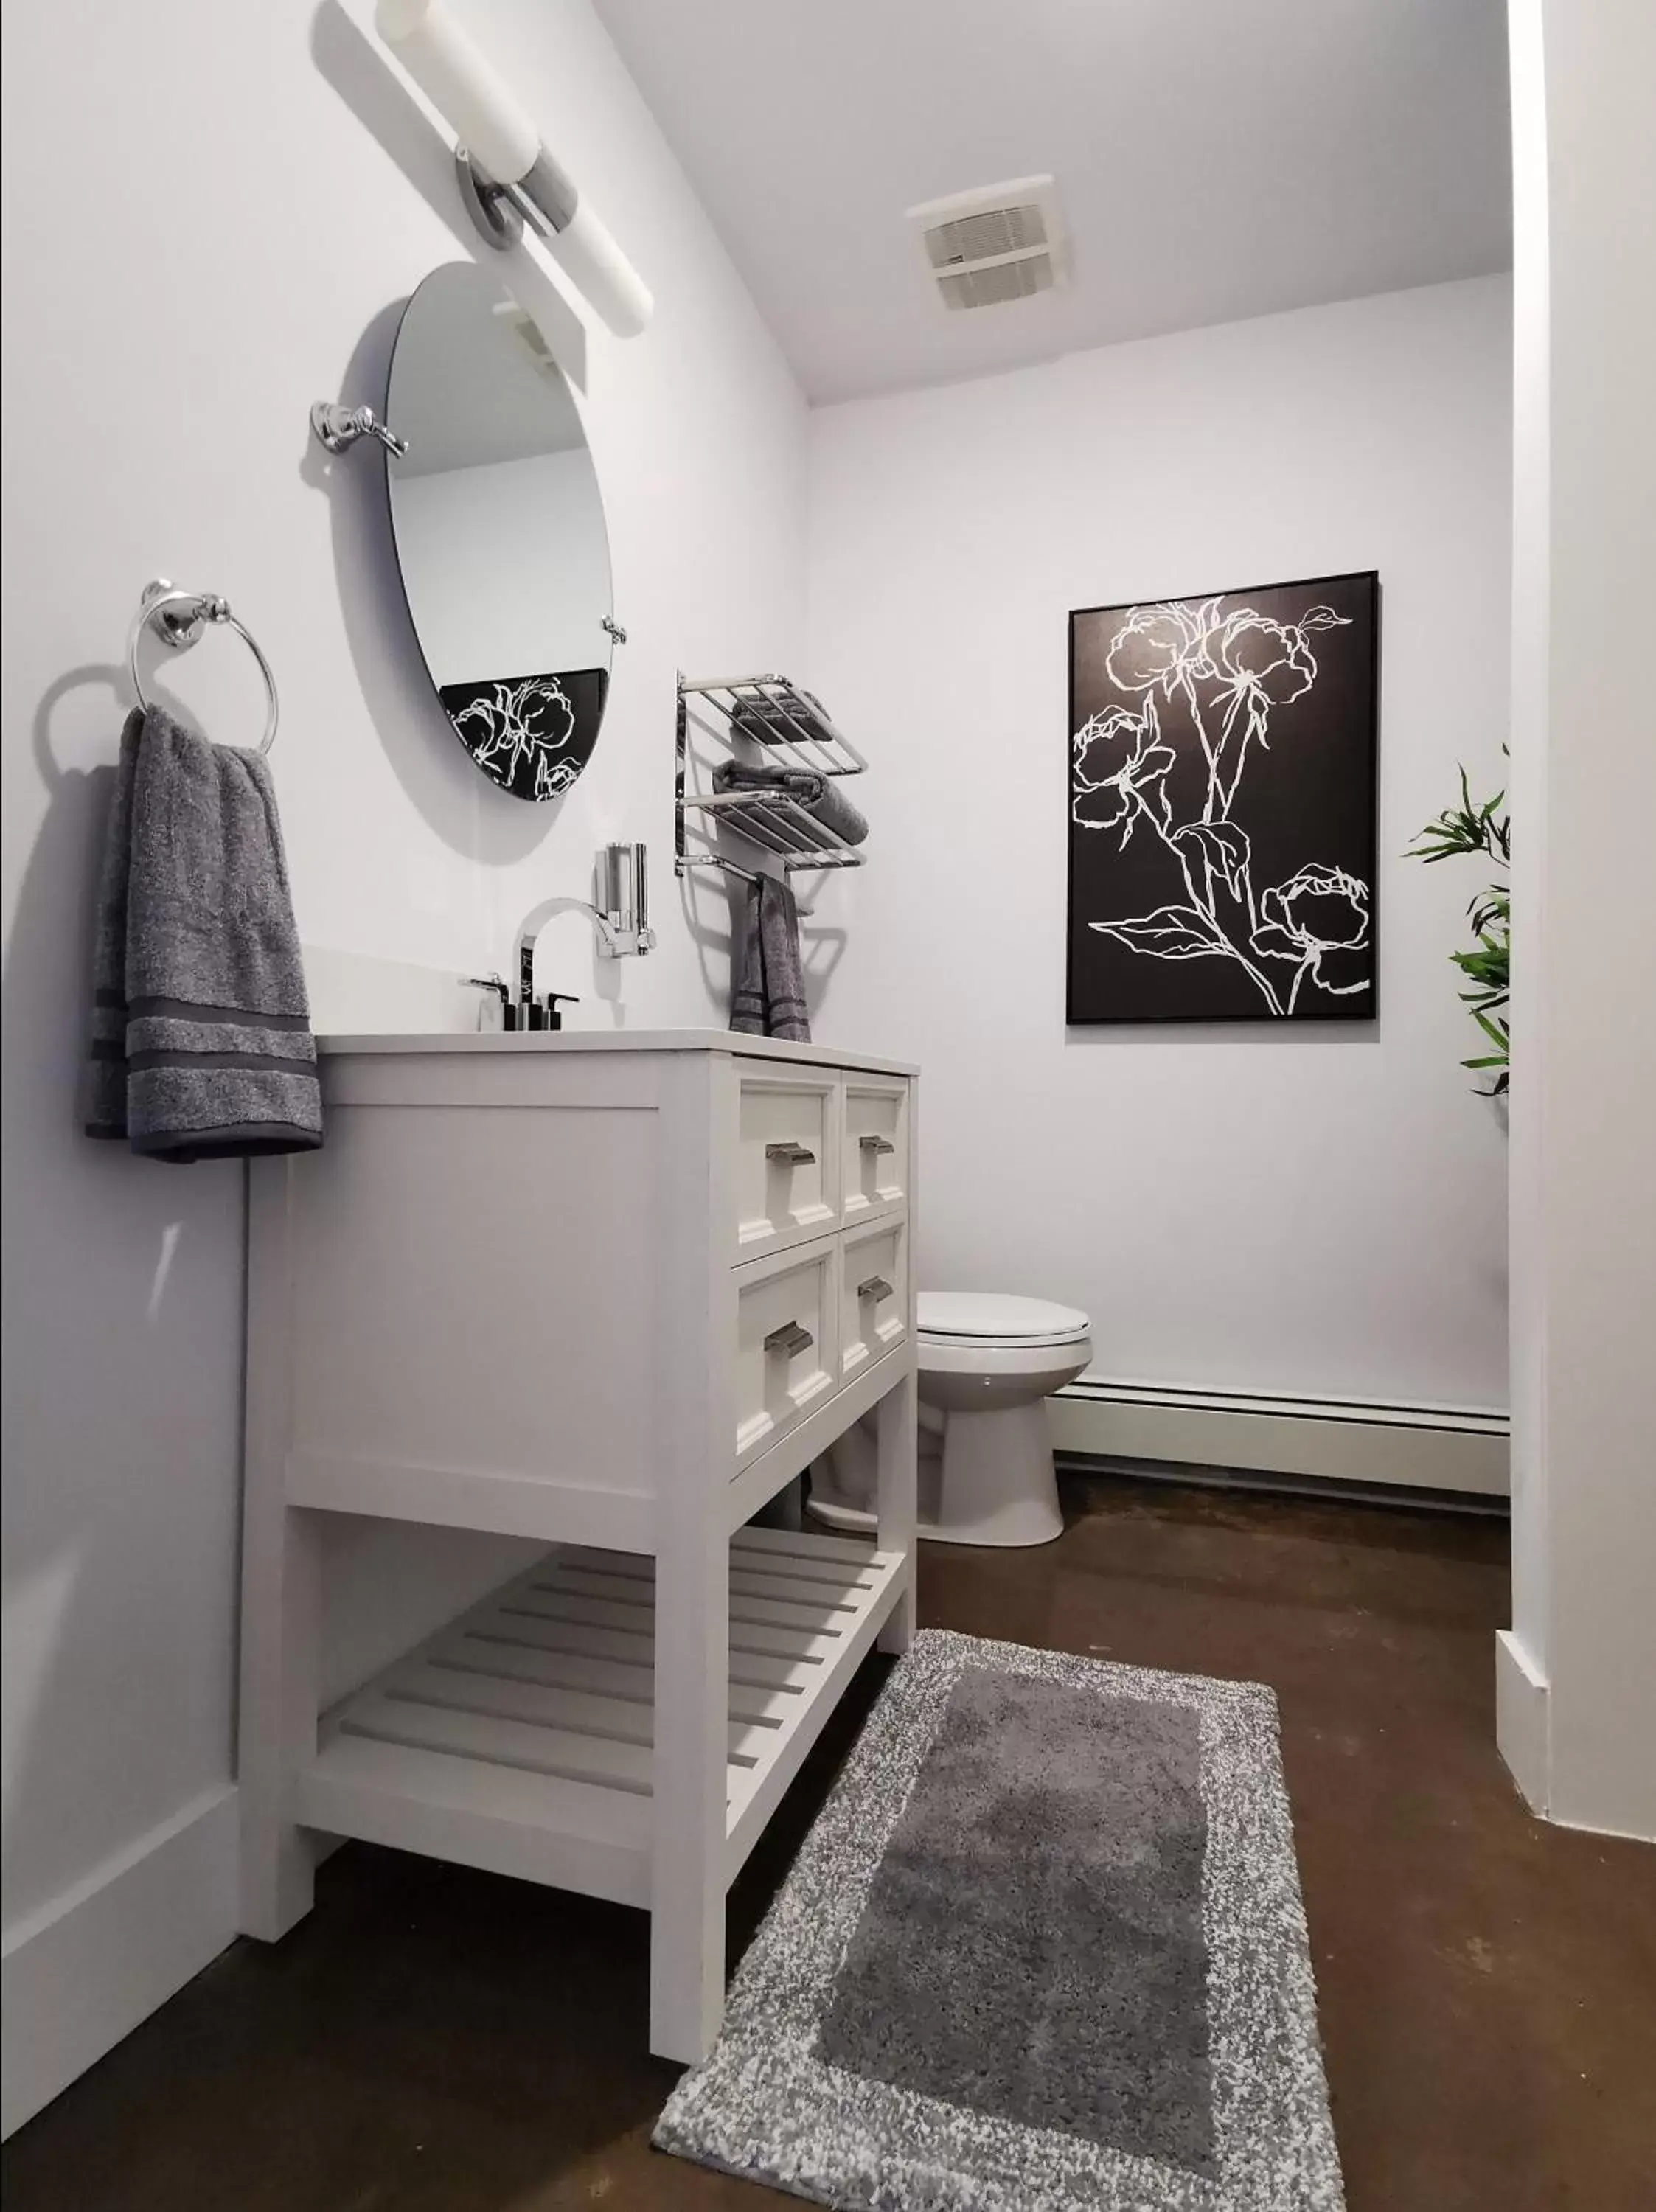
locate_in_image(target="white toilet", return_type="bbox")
[914,1292,1092,1545]
[810,1290,1091,1548]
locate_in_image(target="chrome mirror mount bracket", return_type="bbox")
[310,401,410,459]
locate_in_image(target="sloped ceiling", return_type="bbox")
[594,0,1511,403]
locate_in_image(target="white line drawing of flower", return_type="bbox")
[1073,591,1369,1017]
[451,675,583,800]
[1213,606,1320,706]
[1201,602,1348,818]
[1071,700,1177,844]
[1252,863,1372,1012]
[1104,599,1222,700]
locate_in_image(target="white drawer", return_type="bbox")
[840,1217,908,1382]
[733,1241,839,1469]
[735,1065,839,1259]
[842,1079,908,1224]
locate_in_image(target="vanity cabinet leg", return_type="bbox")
[240,1160,322,1939]
[238,1506,321,1939]
[876,1367,918,1653]
[648,1518,730,2064]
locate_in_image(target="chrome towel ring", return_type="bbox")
[127,578,279,755]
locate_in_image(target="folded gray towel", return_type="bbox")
[713,757,869,849]
[799,774,867,848]
[731,873,810,1043]
[84,705,323,1162]
[731,686,839,754]
[714,759,824,804]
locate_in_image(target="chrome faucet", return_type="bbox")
[512,843,654,1028]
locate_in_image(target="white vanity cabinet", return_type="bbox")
[238,1030,917,2065]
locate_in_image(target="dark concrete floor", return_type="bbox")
[7,1473,1655,2212]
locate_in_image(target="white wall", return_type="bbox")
[393,449,612,681]
[1498,0,1554,1790]
[1,0,804,2129]
[804,278,1513,1413]
[1500,0,1656,1841]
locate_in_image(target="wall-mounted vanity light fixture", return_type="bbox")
[375,0,654,340]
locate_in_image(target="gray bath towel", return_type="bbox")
[713,758,869,848]
[731,873,810,1042]
[731,686,840,755]
[85,706,322,1162]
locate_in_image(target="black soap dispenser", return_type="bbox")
[542,992,580,1032]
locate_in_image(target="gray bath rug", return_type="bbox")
[654,1629,1343,2212]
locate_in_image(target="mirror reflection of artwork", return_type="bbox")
[1066,571,1379,1024]
[438,669,607,802]
[386,262,615,801]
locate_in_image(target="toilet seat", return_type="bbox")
[917,1290,1090,1350]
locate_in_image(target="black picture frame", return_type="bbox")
[1065,570,1380,1026]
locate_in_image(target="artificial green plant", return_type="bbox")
[1408,765,1511,1096]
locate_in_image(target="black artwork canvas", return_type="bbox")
[1066,572,1379,1023]
[438,667,608,802]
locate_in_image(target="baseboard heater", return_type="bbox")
[1049,1379,1509,1499]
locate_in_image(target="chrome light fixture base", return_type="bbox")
[455,146,523,251]
[454,145,580,255]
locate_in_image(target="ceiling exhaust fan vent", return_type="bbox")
[908,175,1068,312]
[936,258,1052,311]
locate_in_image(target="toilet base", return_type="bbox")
[933,1401,1065,1546]
[811,1399,1064,1549]
[809,1501,1064,1549]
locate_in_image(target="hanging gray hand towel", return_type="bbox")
[83,705,322,1161]
[730,873,811,1043]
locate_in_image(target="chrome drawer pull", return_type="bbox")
[857,1276,893,1302]
[763,1321,815,1357]
[858,1134,895,1155]
[765,1141,816,1166]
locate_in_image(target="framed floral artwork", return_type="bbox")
[1066,571,1379,1023]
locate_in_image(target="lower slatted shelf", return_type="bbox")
[298,1525,908,1901]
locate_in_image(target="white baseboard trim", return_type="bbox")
[1050,1378,1509,1497]
[2,1784,239,2139]
[1495,1630,1550,1815]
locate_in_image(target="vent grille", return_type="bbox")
[907,175,1068,313]
[492,300,560,378]
[923,203,1048,270]
[937,257,1054,312]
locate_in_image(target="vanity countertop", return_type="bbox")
[316,1028,918,1078]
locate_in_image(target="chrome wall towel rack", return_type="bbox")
[127,579,279,754]
[676,673,868,886]
[680,674,866,777]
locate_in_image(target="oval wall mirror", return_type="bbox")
[385,262,614,802]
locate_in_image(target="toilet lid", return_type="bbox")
[917,1291,1090,1344]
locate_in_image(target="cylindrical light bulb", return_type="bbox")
[376,0,539,185]
[543,202,655,341]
